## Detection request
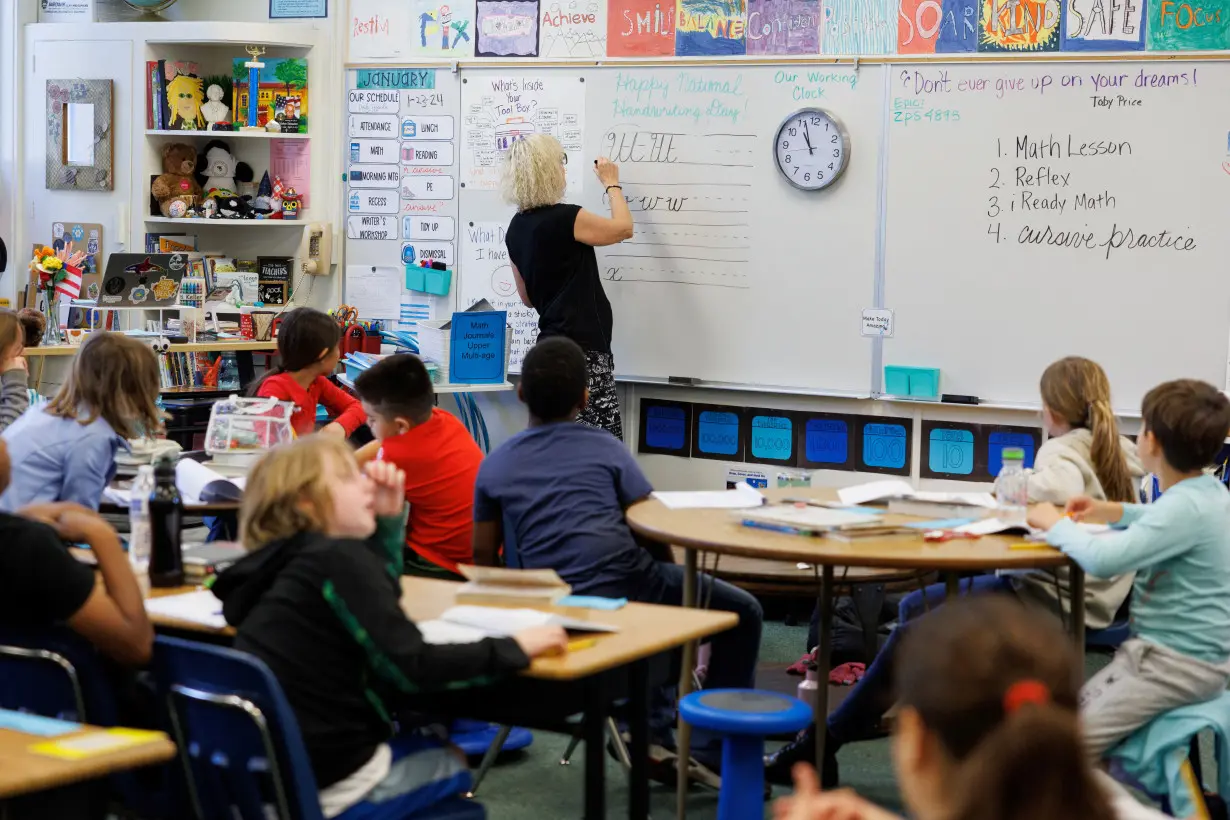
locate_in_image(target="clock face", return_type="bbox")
[774,108,849,192]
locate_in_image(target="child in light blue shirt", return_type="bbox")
[1029,379,1230,760]
[0,333,163,511]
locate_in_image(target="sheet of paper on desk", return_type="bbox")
[104,461,244,507]
[438,605,619,636]
[144,590,226,628]
[837,480,914,506]
[418,619,490,645]
[741,506,883,530]
[345,265,401,326]
[653,483,765,510]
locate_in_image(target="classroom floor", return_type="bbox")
[474,620,1189,820]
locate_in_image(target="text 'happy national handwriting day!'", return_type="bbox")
[898,65,1201,262]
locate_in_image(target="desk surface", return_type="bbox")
[149,578,737,681]
[629,487,1069,572]
[27,340,277,358]
[0,724,176,799]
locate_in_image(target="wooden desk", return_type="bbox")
[628,486,1083,816]
[146,578,736,820]
[0,723,175,799]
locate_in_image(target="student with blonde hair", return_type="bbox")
[0,332,163,511]
[213,437,567,818]
[501,133,633,439]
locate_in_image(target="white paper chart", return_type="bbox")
[459,220,540,371]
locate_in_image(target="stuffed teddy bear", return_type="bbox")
[196,139,253,195]
[151,143,205,218]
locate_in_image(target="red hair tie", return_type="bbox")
[1003,679,1050,714]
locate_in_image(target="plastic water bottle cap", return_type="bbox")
[1002,447,1025,461]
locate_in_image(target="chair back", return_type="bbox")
[151,635,325,820]
[0,626,91,721]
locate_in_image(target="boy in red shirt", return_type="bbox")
[354,354,482,578]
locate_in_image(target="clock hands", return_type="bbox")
[803,120,815,155]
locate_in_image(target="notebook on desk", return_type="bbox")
[417,605,619,646]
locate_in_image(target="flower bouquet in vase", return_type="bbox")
[29,243,86,345]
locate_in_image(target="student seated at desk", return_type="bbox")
[472,336,764,771]
[0,309,32,433]
[774,597,1168,820]
[17,308,45,407]
[0,439,152,666]
[769,356,1144,786]
[253,307,365,439]
[353,354,482,580]
[212,437,566,818]
[1029,379,1230,761]
[0,333,162,512]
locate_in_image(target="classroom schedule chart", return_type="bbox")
[882,61,1230,406]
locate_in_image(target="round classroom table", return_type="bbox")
[626,486,1084,819]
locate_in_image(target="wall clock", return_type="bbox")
[774,108,850,192]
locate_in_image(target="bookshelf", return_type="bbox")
[144,129,310,140]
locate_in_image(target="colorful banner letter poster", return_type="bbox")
[540,0,608,56]
[747,0,821,53]
[1061,0,1145,48]
[477,0,541,55]
[1147,0,1228,48]
[676,0,748,53]
[823,0,895,52]
[977,0,1061,49]
[898,0,980,52]
[461,75,585,192]
[411,0,477,56]
[607,0,678,54]
[459,221,539,372]
[350,0,413,59]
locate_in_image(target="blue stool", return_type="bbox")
[679,689,813,820]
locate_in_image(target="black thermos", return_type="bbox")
[149,454,184,588]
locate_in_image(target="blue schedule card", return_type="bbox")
[691,405,744,461]
[861,419,911,475]
[746,410,796,464]
[984,427,1040,478]
[924,426,976,477]
[799,415,852,470]
[449,311,506,384]
[638,400,692,456]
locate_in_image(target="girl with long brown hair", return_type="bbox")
[775,596,1165,820]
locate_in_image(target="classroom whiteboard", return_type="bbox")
[456,64,887,391]
[882,62,1230,408]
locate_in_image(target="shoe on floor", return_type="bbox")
[764,725,839,789]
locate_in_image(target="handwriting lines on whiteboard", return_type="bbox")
[599,126,754,290]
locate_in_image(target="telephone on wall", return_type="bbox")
[297,223,332,276]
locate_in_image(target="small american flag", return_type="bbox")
[54,263,83,300]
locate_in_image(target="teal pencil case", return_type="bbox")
[556,595,628,610]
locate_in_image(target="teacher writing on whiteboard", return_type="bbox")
[502,133,633,440]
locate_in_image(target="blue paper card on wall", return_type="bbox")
[985,428,1039,477]
[861,419,911,474]
[799,416,852,469]
[638,399,692,456]
[746,409,796,465]
[449,310,506,384]
[691,404,744,461]
[925,427,976,476]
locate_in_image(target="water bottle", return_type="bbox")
[149,454,185,588]
[995,447,1029,525]
[127,465,154,596]
[218,353,240,391]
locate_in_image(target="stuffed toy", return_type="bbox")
[196,139,253,195]
[213,195,254,220]
[151,143,205,218]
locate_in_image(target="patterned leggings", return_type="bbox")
[577,350,623,440]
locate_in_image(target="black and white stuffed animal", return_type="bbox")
[214,196,254,220]
[195,139,254,195]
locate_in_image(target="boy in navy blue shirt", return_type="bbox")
[473,337,763,772]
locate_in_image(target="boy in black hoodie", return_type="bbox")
[212,436,567,818]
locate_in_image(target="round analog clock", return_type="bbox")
[773,108,850,192]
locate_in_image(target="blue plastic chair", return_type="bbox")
[1086,593,1132,651]
[680,689,813,820]
[0,625,170,816]
[151,636,484,820]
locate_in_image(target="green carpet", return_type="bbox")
[472,620,1186,820]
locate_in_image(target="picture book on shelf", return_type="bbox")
[232,57,308,134]
[152,61,204,131]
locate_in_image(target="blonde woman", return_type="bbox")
[501,134,633,439]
